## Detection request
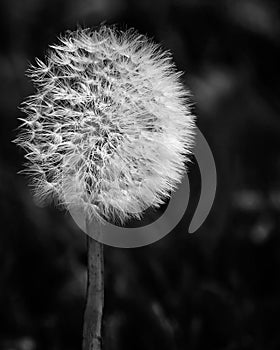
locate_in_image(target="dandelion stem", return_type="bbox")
[83,220,104,350]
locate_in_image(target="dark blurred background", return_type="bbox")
[1,0,280,349]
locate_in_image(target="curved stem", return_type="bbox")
[83,222,104,350]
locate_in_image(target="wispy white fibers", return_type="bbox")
[14,25,196,225]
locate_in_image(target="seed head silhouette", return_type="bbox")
[14,26,196,226]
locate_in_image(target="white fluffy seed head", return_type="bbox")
[14,25,196,225]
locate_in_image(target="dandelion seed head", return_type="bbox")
[14,25,196,225]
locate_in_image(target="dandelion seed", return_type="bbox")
[14,25,196,225]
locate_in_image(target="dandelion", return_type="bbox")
[14,25,196,350]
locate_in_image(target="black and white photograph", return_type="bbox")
[1,0,280,349]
